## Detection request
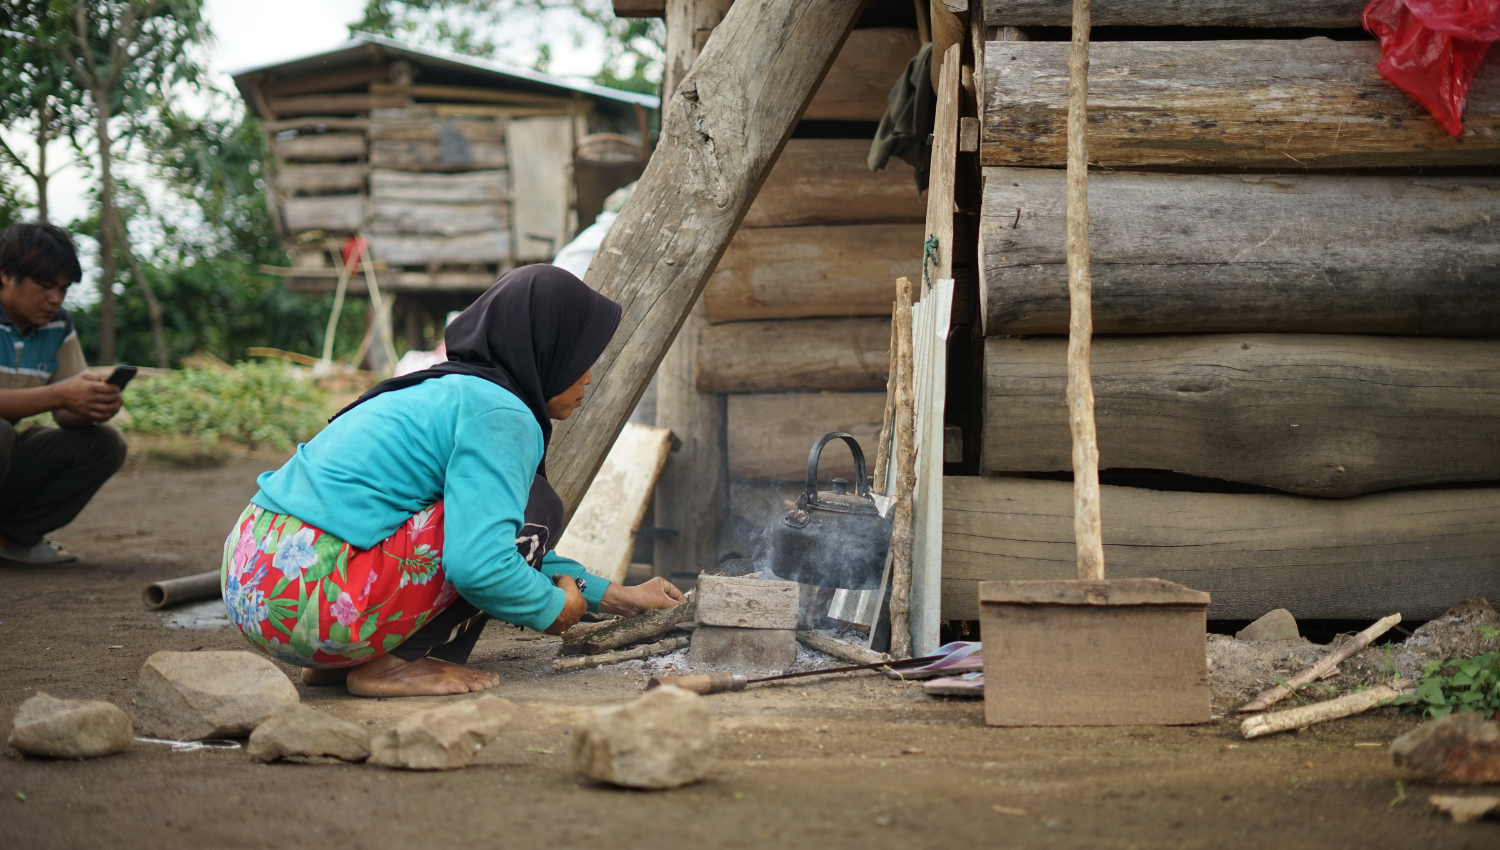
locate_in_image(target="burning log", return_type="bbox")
[560,590,696,656]
[554,636,691,672]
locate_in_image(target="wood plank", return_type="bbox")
[702,224,921,323]
[370,83,572,107]
[367,118,506,143]
[546,0,867,518]
[943,477,1500,621]
[805,28,923,122]
[980,168,1500,336]
[508,115,573,262]
[365,231,510,265]
[281,195,365,231]
[614,0,664,16]
[268,93,410,116]
[695,318,892,393]
[369,169,508,202]
[981,0,1367,27]
[285,271,497,294]
[276,163,367,195]
[367,200,507,235]
[924,43,962,284]
[264,118,370,133]
[741,139,924,228]
[263,65,388,98]
[727,392,887,481]
[983,40,1500,169]
[370,139,507,171]
[554,423,674,585]
[273,133,365,162]
[910,279,954,656]
[983,334,1500,498]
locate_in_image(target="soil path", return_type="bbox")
[1,453,1494,848]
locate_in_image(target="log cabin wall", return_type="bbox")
[950,2,1500,622]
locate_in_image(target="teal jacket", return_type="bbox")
[250,374,607,632]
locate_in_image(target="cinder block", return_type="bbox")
[689,626,796,671]
[695,574,800,630]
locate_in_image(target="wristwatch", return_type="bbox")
[573,576,587,592]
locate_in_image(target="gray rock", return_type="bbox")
[570,685,714,789]
[135,651,298,740]
[1236,608,1300,642]
[368,695,515,770]
[7,692,132,759]
[247,703,371,764]
[1391,712,1500,785]
[690,624,796,671]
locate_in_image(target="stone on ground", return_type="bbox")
[569,685,714,789]
[1236,609,1299,642]
[1391,712,1500,784]
[690,625,796,671]
[7,692,132,759]
[135,650,298,740]
[247,703,371,764]
[368,695,515,770]
[1428,794,1500,823]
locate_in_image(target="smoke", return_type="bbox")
[723,479,891,592]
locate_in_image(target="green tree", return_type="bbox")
[350,0,504,57]
[0,165,28,229]
[0,1,89,223]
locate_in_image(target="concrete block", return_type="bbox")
[695,574,799,629]
[689,625,796,671]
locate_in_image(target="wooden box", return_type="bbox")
[979,579,1211,727]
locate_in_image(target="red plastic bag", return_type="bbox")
[1364,0,1500,136]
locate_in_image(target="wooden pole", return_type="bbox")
[548,0,867,520]
[873,305,899,494]
[1065,0,1104,582]
[889,277,918,658]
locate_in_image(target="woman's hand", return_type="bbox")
[599,577,686,618]
[543,574,588,635]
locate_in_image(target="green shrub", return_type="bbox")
[1391,626,1500,719]
[119,363,328,451]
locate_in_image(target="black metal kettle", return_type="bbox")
[769,432,892,590]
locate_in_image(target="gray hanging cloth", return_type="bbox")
[867,41,935,193]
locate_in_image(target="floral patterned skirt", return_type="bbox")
[220,502,456,669]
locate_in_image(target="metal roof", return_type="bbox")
[229,32,658,111]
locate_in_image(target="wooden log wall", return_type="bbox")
[964,13,1500,621]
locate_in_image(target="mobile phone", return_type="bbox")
[105,365,138,389]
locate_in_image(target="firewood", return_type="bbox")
[1239,614,1402,713]
[553,636,690,672]
[560,591,696,656]
[1240,680,1412,739]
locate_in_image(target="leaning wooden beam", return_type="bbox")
[796,631,893,666]
[941,478,1500,622]
[979,169,1500,337]
[554,636,691,672]
[983,41,1500,169]
[982,0,1366,27]
[560,591,696,656]
[549,0,867,518]
[983,334,1500,498]
[1240,680,1412,740]
[1239,614,1403,713]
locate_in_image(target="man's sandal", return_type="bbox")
[0,539,78,565]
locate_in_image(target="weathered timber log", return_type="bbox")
[281,195,364,232]
[981,0,1366,27]
[702,224,921,323]
[941,477,1500,621]
[367,200,507,236]
[805,28,923,122]
[550,0,868,517]
[273,132,365,162]
[979,168,1500,336]
[742,139,924,228]
[369,169,508,203]
[277,163,367,195]
[560,591,696,655]
[365,231,510,265]
[1240,681,1412,740]
[983,334,1500,497]
[695,318,892,393]
[795,631,893,665]
[367,118,506,142]
[370,139,507,172]
[982,40,1500,168]
[726,393,886,481]
[268,93,410,116]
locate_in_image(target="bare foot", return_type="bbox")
[345,653,500,698]
[301,667,349,687]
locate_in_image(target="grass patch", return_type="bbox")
[118,362,328,452]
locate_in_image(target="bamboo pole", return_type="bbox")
[1240,680,1411,739]
[1065,0,1104,581]
[889,276,918,658]
[1238,613,1402,713]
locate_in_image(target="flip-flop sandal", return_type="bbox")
[0,538,78,565]
[924,672,984,697]
[885,641,983,679]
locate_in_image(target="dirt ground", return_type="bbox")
[2,448,1497,849]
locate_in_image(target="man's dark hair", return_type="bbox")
[0,222,83,287]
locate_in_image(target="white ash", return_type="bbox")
[605,643,841,677]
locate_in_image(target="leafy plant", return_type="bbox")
[118,362,328,451]
[1391,645,1500,720]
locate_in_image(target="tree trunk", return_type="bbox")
[92,89,116,365]
[114,220,170,368]
[33,99,50,224]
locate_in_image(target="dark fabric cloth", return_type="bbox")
[516,473,565,569]
[329,264,623,474]
[868,41,935,193]
[0,421,127,547]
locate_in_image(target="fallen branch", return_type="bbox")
[553,636,690,672]
[796,630,893,666]
[1240,679,1412,740]
[1238,613,1402,713]
[560,591,695,655]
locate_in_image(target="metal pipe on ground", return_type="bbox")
[142,571,220,610]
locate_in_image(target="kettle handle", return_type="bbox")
[803,432,871,503]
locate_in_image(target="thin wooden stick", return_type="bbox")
[889,277,918,659]
[553,636,690,672]
[1240,679,1411,739]
[1065,0,1104,582]
[796,630,893,666]
[560,590,696,656]
[872,301,899,494]
[1238,613,1402,713]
